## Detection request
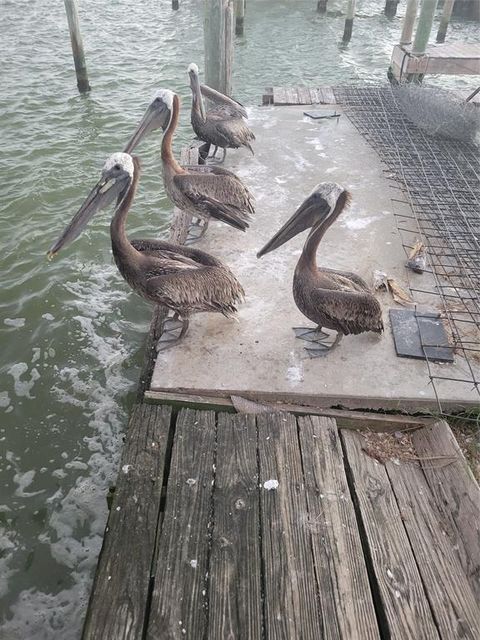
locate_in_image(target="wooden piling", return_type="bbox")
[436,0,455,43]
[317,0,328,13]
[64,0,90,93]
[384,0,399,17]
[172,0,179,9]
[204,0,235,96]
[400,0,419,45]
[342,0,356,43]
[412,0,439,55]
[235,0,245,36]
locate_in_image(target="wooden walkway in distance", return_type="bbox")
[82,404,480,639]
[390,42,480,81]
[262,85,336,105]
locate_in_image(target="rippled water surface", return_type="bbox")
[0,1,477,637]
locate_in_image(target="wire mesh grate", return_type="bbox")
[334,85,480,412]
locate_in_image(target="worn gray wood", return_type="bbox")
[386,457,480,639]
[298,416,380,639]
[412,420,480,599]
[64,0,90,92]
[285,87,299,104]
[208,413,262,639]
[341,430,440,640]
[147,409,216,639]
[205,0,235,95]
[257,412,322,639]
[309,87,320,104]
[82,404,172,640]
[273,86,287,105]
[297,86,313,104]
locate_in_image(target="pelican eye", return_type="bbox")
[114,164,121,171]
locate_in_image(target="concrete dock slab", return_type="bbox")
[150,106,479,410]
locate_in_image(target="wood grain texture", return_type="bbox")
[297,86,313,104]
[273,86,287,105]
[147,409,216,640]
[207,412,262,639]
[257,412,322,639]
[298,416,379,640]
[412,420,480,599]
[341,430,440,640]
[82,404,172,640]
[386,458,480,639]
[285,87,299,104]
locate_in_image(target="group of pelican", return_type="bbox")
[49,64,383,357]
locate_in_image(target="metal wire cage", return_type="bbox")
[335,85,480,416]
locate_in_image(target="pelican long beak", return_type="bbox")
[124,103,170,154]
[189,68,207,121]
[47,177,118,258]
[257,195,320,258]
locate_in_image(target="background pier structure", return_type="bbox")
[342,0,356,43]
[390,0,480,82]
[63,0,90,93]
[204,0,235,95]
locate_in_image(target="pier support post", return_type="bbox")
[64,0,90,93]
[436,0,455,42]
[400,0,419,45]
[412,0,439,55]
[235,0,245,36]
[205,0,234,96]
[384,0,400,17]
[342,0,356,43]
[172,0,179,9]
[317,0,328,13]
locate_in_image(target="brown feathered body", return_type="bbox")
[163,94,254,231]
[190,81,255,154]
[111,158,244,320]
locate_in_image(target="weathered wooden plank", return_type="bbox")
[147,409,216,639]
[386,458,480,638]
[298,416,380,639]
[257,412,322,639]
[145,389,434,431]
[285,87,300,104]
[309,87,320,104]
[82,404,172,640]
[341,430,440,640]
[273,86,287,105]
[297,86,313,104]
[208,413,262,639]
[412,420,480,599]
[318,86,336,104]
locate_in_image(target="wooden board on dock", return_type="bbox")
[263,85,337,105]
[83,407,480,639]
[390,43,480,81]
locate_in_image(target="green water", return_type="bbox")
[0,1,477,637]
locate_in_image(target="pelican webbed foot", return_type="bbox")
[185,217,209,244]
[156,315,190,352]
[207,146,227,164]
[303,332,344,358]
[293,326,329,342]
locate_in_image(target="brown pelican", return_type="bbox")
[124,89,254,238]
[188,63,255,163]
[257,183,383,356]
[48,153,245,349]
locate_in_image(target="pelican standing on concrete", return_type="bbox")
[48,153,245,349]
[188,63,255,163]
[257,183,383,356]
[124,89,255,237]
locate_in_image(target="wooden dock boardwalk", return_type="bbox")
[82,405,480,639]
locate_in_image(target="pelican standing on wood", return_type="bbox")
[124,89,255,237]
[188,63,255,163]
[48,153,244,349]
[257,183,383,356]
